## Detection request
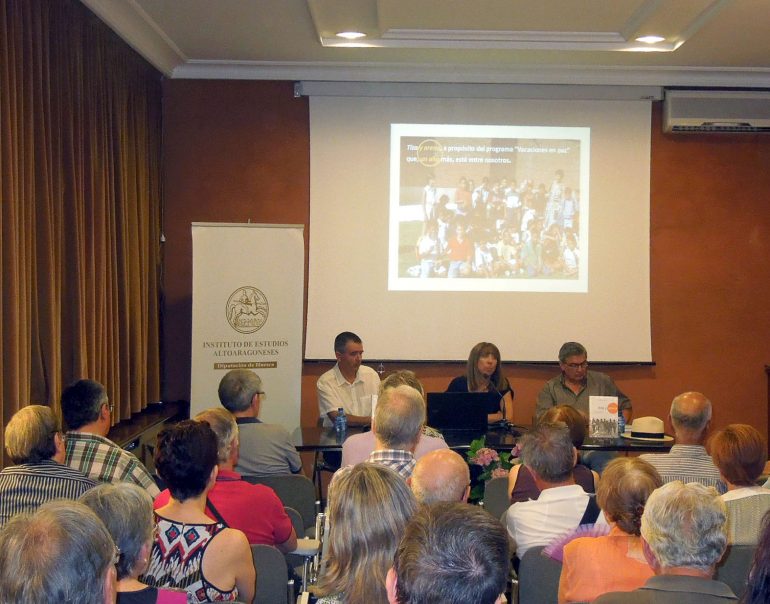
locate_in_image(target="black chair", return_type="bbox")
[516,545,562,604]
[242,474,319,537]
[715,543,756,599]
[483,476,510,521]
[251,544,293,604]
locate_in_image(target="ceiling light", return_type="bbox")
[635,35,665,44]
[336,31,367,40]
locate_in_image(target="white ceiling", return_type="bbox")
[81,0,770,87]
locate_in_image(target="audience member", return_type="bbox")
[217,369,302,476]
[0,500,118,604]
[446,342,514,423]
[595,481,736,603]
[81,483,187,603]
[742,510,770,604]
[365,384,426,479]
[536,342,631,421]
[410,449,470,504]
[317,331,380,428]
[315,463,417,604]
[61,379,159,496]
[640,391,725,493]
[154,408,297,551]
[386,502,509,604]
[341,370,447,467]
[710,423,770,544]
[505,422,603,558]
[0,404,96,526]
[559,457,662,603]
[143,420,255,603]
[509,404,598,503]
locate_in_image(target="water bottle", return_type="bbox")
[617,410,626,437]
[335,407,347,436]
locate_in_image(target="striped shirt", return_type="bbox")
[0,460,97,526]
[366,449,416,479]
[640,444,726,494]
[65,431,160,496]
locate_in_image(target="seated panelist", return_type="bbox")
[446,342,514,423]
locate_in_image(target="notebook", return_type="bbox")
[426,391,498,438]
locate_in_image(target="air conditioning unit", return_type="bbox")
[663,90,770,133]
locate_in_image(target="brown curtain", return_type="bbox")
[0,0,162,465]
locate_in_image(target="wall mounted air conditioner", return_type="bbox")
[663,90,770,133]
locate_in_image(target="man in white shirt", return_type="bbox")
[316,331,380,428]
[505,422,601,558]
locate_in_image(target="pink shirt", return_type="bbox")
[341,431,448,467]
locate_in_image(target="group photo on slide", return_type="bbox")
[391,127,587,287]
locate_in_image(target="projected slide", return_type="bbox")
[389,124,590,292]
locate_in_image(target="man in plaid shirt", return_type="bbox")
[61,379,159,496]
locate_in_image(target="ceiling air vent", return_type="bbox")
[663,90,770,133]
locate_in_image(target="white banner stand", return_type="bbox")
[191,223,304,432]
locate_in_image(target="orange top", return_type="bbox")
[558,525,654,603]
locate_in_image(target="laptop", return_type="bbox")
[426,391,499,440]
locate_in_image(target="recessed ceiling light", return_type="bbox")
[336,31,367,40]
[635,35,665,44]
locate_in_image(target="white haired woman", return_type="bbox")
[81,482,188,603]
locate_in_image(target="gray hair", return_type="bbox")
[670,392,712,433]
[374,385,426,450]
[0,500,115,604]
[519,422,575,483]
[641,481,727,572]
[558,341,587,363]
[5,405,60,464]
[379,370,425,399]
[218,369,262,413]
[411,449,470,504]
[195,407,239,463]
[80,483,153,580]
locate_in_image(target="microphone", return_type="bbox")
[487,380,508,428]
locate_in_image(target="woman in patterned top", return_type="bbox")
[143,421,255,603]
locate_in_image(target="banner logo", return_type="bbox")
[226,286,269,333]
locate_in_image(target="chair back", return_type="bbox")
[715,543,756,599]
[518,545,562,604]
[251,544,291,604]
[483,477,510,520]
[284,506,304,538]
[243,474,317,536]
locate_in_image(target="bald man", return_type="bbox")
[640,391,726,493]
[409,449,470,504]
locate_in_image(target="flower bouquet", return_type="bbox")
[466,437,520,502]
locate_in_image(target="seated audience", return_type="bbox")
[446,341,514,423]
[595,481,736,603]
[315,463,417,604]
[505,422,603,558]
[363,384,426,480]
[217,369,302,476]
[742,510,770,604]
[0,404,96,526]
[154,408,297,551]
[81,483,187,603]
[559,457,662,603]
[386,502,510,604]
[341,370,447,467]
[61,379,159,496]
[0,500,117,604]
[143,420,255,603]
[640,391,725,493]
[409,449,470,504]
[509,404,598,503]
[710,423,770,544]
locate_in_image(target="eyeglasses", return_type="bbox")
[565,361,588,369]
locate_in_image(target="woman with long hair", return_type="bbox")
[315,463,417,604]
[446,342,514,423]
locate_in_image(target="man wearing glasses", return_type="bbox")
[535,341,632,423]
[61,379,159,496]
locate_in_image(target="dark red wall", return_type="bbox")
[163,80,770,432]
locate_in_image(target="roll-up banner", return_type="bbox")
[191,223,304,431]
